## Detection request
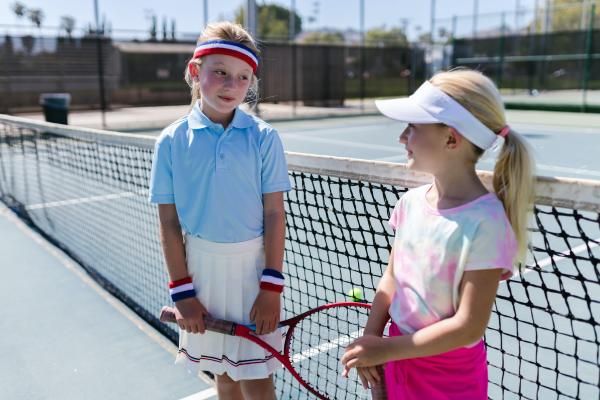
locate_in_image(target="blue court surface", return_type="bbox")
[0,205,217,400]
[140,109,600,180]
[270,111,600,181]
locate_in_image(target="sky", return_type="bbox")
[0,0,540,40]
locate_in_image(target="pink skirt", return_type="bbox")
[384,323,488,400]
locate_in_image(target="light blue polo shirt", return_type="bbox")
[148,103,292,243]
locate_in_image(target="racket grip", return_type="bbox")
[160,306,177,323]
[371,365,388,400]
[158,306,235,335]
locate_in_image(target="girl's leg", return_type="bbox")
[239,375,276,400]
[215,373,244,400]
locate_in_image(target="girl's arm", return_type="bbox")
[363,245,395,336]
[343,246,395,387]
[342,268,503,369]
[158,204,188,280]
[262,192,286,272]
[250,192,286,335]
[388,268,503,359]
[158,204,208,333]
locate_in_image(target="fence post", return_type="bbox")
[290,0,297,117]
[450,15,457,67]
[359,0,365,112]
[497,12,506,89]
[93,0,107,129]
[582,3,595,111]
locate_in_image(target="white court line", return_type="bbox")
[283,133,398,153]
[280,122,394,136]
[375,156,600,178]
[477,158,600,178]
[178,388,218,400]
[291,329,363,364]
[376,154,407,162]
[533,163,600,178]
[511,123,600,136]
[25,191,140,210]
[533,237,600,270]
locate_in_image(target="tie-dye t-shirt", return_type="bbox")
[388,184,517,335]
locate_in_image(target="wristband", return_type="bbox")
[169,277,197,302]
[260,268,284,293]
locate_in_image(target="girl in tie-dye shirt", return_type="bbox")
[341,69,535,400]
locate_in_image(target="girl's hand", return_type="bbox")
[174,297,209,334]
[341,335,390,370]
[343,366,383,390]
[249,290,281,335]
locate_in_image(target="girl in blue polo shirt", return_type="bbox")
[149,21,291,399]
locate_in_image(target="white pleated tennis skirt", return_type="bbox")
[175,234,283,381]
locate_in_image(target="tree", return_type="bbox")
[170,18,176,41]
[235,4,302,41]
[2,34,15,56]
[11,1,26,22]
[22,34,34,54]
[162,15,168,41]
[417,32,432,44]
[149,14,157,41]
[530,0,597,33]
[365,27,408,47]
[60,15,76,38]
[27,8,44,29]
[299,30,345,44]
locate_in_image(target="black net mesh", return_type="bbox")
[287,304,373,399]
[0,118,598,399]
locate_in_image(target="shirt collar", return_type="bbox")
[188,100,254,131]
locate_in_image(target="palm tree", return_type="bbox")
[11,2,26,23]
[28,8,44,31]
[27,8,44,52]
[60,16,76,38]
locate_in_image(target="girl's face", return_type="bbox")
[196,54,253,124]
[398,123,454,174]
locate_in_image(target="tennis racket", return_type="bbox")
[160,301,387,400]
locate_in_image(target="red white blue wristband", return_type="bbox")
[260,268,284,293]
[169,277,197,302]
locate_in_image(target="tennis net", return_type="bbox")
[0,115,598,399]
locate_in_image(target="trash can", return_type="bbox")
[40,93,71,124]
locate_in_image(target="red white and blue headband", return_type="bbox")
[376,81,509,150]
[192,40,259,73]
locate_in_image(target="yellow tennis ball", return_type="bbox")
[347,287,363,302]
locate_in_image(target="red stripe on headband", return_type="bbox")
[193,48,258,73]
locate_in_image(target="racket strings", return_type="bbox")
[288,306,371,399]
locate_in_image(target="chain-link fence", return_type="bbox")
[0,31,424,114]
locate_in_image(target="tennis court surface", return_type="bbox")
[1,113,599,399]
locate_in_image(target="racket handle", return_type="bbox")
[371,365,388,400]
[160,306,176,323]
[159,306,236,335]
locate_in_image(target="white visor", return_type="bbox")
[375,81,498,150]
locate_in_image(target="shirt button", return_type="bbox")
[220,153,225,159]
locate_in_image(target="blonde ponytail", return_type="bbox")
[492,128,535,264]
[430,69,535,265]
